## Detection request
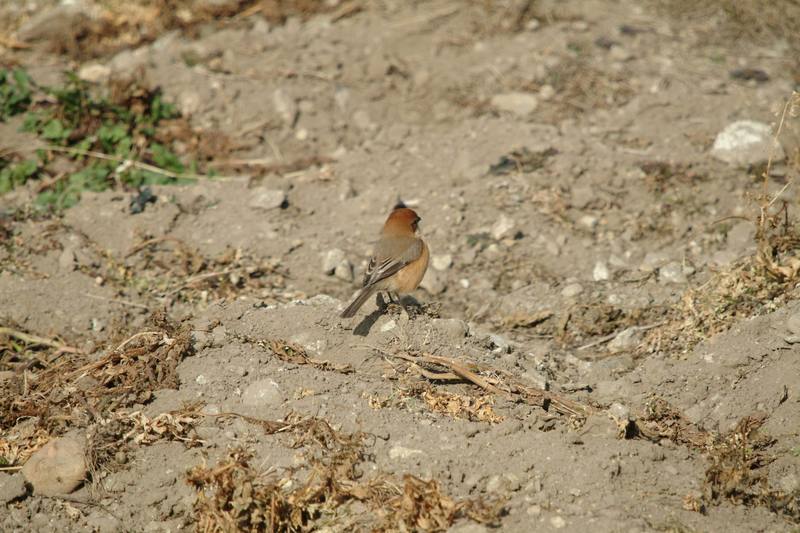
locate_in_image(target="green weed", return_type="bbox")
[1,68,201,209]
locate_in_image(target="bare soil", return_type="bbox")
[1,1,800,532]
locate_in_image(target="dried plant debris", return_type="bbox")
[0,312,193,466]
[639,161,707,194]
[704,414,799,522]
[630,398,799,522]
[187,415,503,532]
[370,384,505,424]
[230,334,353,373]
[377,475,504,532]
[123,236,288,303]
[633,397,714,448]
[11,0,347,60]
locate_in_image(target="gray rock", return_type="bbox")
[431,254,453,271]
[726,221,756,254]
[17,3,91,42]
[108,47,150,74]
[431,318,469,340]
[786,312,800,335]
[491,215,515,240]
[21,436,87,496]
[561,283,584,298]
[0,473,27,503]
[490,92,539,116]
[593,261,610,281]
[420,268,446,294]
[659,262,687,284]
[333,260,354,282]
[608,327,640,353]
[248,188,287,211]
[711,120,785,167]
[241,379,283,407]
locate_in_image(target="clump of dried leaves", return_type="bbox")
[369,384,504,424]
[187,414,504,532]
[0,311,194,466]
[630,397,799,522]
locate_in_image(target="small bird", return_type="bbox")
[341,204,430,318]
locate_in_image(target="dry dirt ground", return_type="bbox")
[1,1,800,532]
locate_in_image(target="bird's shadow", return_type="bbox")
[352,294,422,336]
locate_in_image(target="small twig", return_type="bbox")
[125,236,186,258]
[0,326,81,354]
[43,145,245,182]
[0,466,23,471]
[114,331,162,352]
[164,268,237,296]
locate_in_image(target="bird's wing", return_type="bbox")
[362,237,423,288]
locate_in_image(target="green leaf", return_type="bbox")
[41,119,70,142]
[97,122,129,152]
[150,142,184,173]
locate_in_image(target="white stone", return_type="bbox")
[711,120,785,167]
[248,188,287,210]
[490,92,538,116]
[550,516,566,529]
[659,262,687,284]
[78,63,110,84]
[431,254,453,271]
[608,327,640,353]
[322,249,347,274]
[380,319,397,332]
[561,283,584,298]
[593,261,610,281]
[491,215,515,240]
[579,215,599,230]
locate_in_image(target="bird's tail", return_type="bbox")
[340,286,377,318]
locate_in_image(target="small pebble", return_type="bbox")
[561,283,584,298]
[593,261,610,281]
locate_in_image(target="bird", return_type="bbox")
[340,204,430,318]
